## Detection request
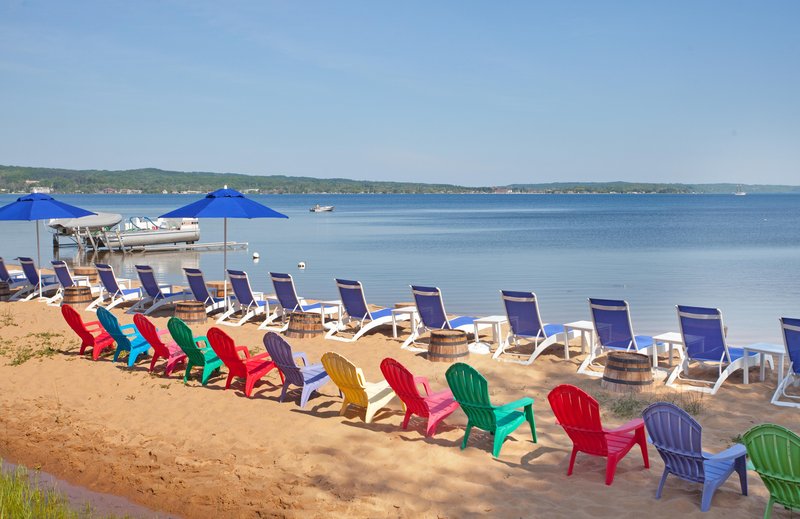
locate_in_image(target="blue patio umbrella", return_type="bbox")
[160,186,288,304]
[0,193,95,298]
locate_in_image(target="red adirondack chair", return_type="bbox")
[206,327,284,397]
[380,357,460,436]
[132,313,187,376]
[61,304,115,360]
[547,384,649,485]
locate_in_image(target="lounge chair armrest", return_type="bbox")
[413,376,432,395]
[496,397,534,412]
[235,345,251,358]
[252,291,264,300]
[606,418,645,435]
[705,444,747,462]
[116,278,132,288]
[292,352,309,366]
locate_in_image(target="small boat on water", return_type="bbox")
[734,185,747,196]
[310,204,335,213]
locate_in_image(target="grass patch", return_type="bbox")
[0,308,17,328]
[596,390,705,420]
[5,332,65,366]
[0,460,125,518]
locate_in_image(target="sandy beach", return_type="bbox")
[0,283,796,518]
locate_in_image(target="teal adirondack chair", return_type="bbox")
[167,317,222,385]
[444,362,537,457]
[743,423,800,518]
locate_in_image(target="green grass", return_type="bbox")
[0,461,127,518]
[5,333,64,366]
[596,391,705,420]
[0,308,17,328]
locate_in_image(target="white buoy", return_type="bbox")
[298,261,306,270]
[252,252,260,259]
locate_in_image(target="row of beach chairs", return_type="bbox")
[1,256,799,406]
[58,303,799,517]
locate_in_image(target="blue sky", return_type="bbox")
[1,1,798,186]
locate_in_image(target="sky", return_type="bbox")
[0,1,798,186]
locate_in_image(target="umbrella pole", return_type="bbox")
[36,221,42,299]
[223,217,228,310]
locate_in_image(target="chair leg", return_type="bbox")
[492,430,510,458]
[279,383,289,403]
[636,428,650,467]
[244,376,257,398]
[461,422,473,450]
[149,354,159,372]
[735,455,748,496]
[567,446,579,475]
[364,404,378,424]
[225,372,235,390]
[764,496,775,519]
[113,346,123,362]
[700,481,716,512]
[401,410,413,430]
[525,405,537,443]
[339,398,350,416]
[655,469,669,499]
[183,363,194,384]
[605,455,620,485]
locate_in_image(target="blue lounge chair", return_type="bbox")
[46,260,101,306]
[492,290,578,365]
[263,332,332,408]
[642,402,747,511]
[771,317,800,408]
[666,305,766,395]
[96,306,151,366]
[0,257,28,289]
[261,272,339,331]
[402,285,490,351]
[325,279,401,342]
[578,298,656,377]
[217,269,275,327]
[129,265,192,315]
[183,267,229,314]
[86,263,142,312]
[9,257,60,301]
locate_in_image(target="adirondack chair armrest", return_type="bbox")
[497,397,534,412]
[292,352,309,366]
[235,345,251,359]
[119,324,139,336]
[195,336,210,348]
[605,418,645,435]
[705,443,747,462]
[85,321,103,331]
[413,376,432,395]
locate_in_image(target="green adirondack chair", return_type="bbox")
[742,423,800,519]
[444,362,537,457]
[167,317,223,385]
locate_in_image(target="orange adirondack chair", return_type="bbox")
[61,304,115,360]
[380,357,459,436]
[206,327,283,397]
[548,384,649,485]
[133,313,187,376]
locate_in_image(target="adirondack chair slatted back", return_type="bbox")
[781,317,800,374]
[184,268,213,304]
[445,363,496,431]
[642,402,705,483]
[52,261,75,289]
[207,327,248,378]
[411,285,449,329]
[677,306,729,363]
[380,358,429,417]
[0,257,14,282]
[227,270,257,307]
[321,351,369,408]
[589,298,635,349]
[271,272,302,311]
[135,265,163,299]
[18,257,40,285]
[502,290,545,338]
[336,279,371,320]
[263,332,305,387]
[96,307,133,348]
[168,317,207,366]
[133,314,169,358]
[547,384,608,456]
[96,264,123,295]
[743,423,800,512]
[61,304,95,346]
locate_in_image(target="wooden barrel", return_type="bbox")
[0,281,10,302]
[601,352,653,393]
[73,266,98,284]
[63,285,93,307]
[428,329,469,363]
[175,301,207,324]
[285,312,324,339]
[394,301,415,309]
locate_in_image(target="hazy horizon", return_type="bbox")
[1,1,798,185]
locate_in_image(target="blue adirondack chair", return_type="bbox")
[642,402,748,512]
[96,307,152,366]
[262,332,332,408]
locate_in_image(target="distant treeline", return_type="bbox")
[1,165,798,195]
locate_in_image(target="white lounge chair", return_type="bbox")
[86,263,142,312]
[9,257,60,301]
[259,272,338,331]
[46,260,101,306]
[217,269,276,327]
[771,317,800,408]
[129,264,192,315]
[183,267,229,314]
[325,279,403,342]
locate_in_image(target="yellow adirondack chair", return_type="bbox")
[321,351,397,423]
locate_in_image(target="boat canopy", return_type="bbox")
[49,212,123,230]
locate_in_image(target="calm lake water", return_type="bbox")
[2,193,799,344]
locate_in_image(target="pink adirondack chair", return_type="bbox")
[133,313,187,376]
[61,304,115,360]
[207,327,284,397]
[548,384,649,485]
[380,357,460,436]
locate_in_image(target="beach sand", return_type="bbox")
[0,292,796,518]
